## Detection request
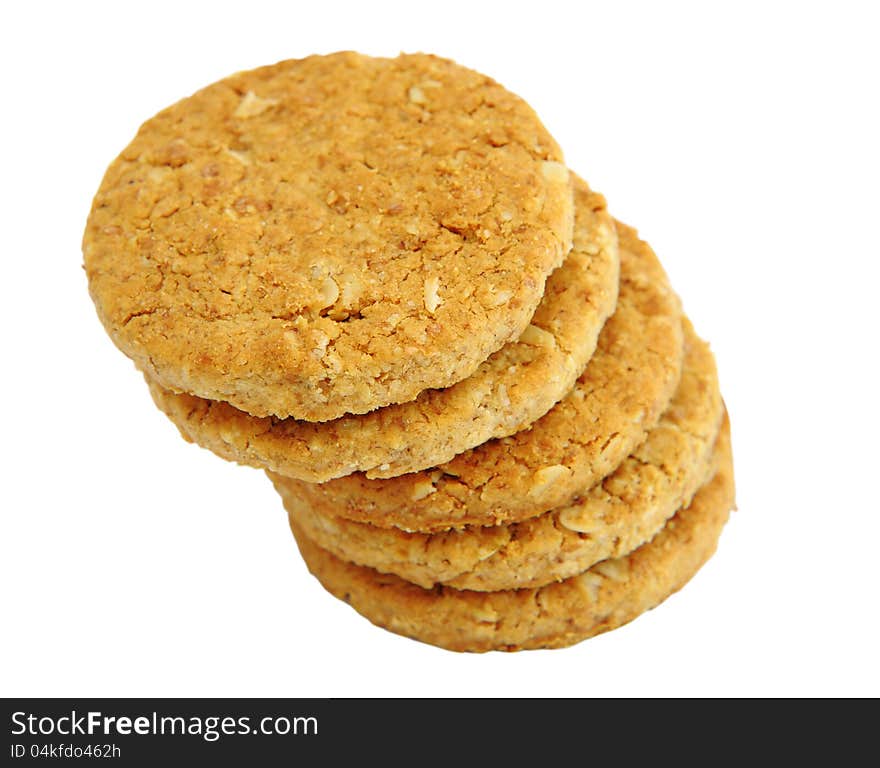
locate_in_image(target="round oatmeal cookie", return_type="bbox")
[270,221,684,528]
[83,51,574,421]
[276,324,724,590]
[147,178,618,481]
[290,426,735,652]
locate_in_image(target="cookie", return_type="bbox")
[290,424,735,652]
[271,221,684,528]
[276,322,723,590]
[83,51,574,421]
[146,178,619,481]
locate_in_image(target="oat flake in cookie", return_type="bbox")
[82,52,574,421]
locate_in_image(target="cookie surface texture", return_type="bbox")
[271,220,684,528]
[290,423,735,652]
[84,52,574,420]
[147,178,618,481]
[276,321,723,590]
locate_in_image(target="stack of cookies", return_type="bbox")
[83,52,735,652]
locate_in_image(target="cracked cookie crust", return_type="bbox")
[276,323,724,591]
[83,52,574,421]
[290,425,734,652]
[271,220,684,528]
[147,178,618,481]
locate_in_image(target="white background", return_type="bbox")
[2,0,878,697]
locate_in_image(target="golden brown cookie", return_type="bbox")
[271,221,684,528]
[290,425,735,652]
[146,178,618,481]
[83,52,574,421]
[276,324,724,590]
